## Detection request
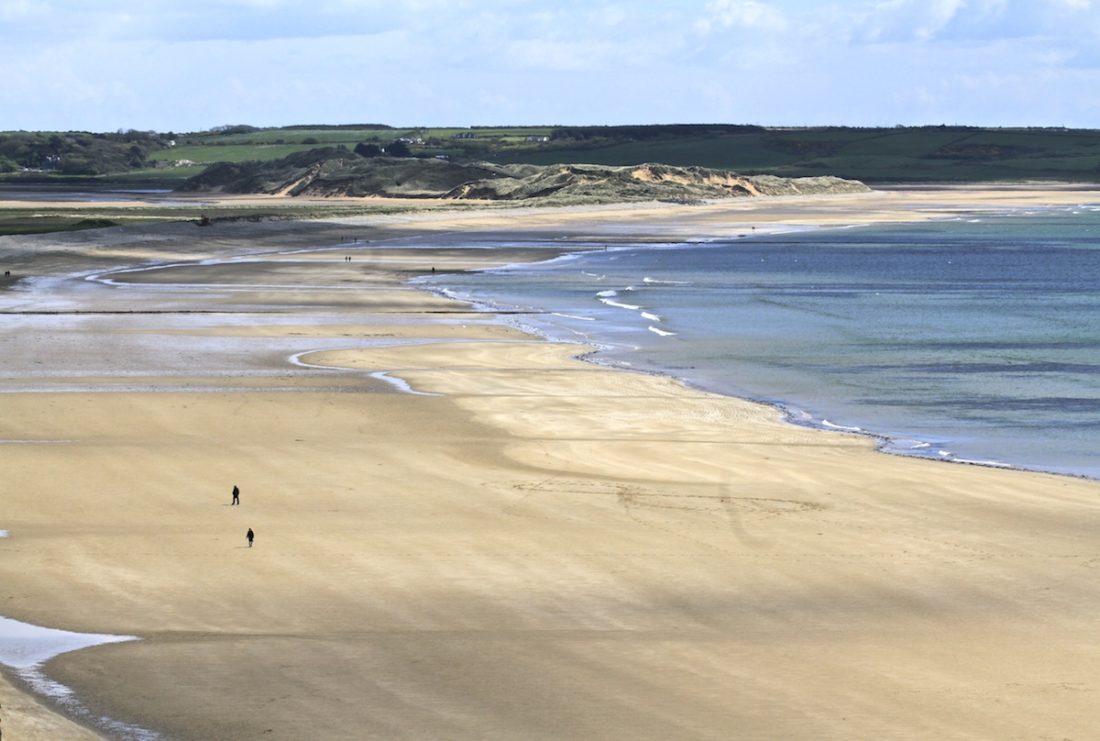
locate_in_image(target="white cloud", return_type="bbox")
[699,0,787,33]
[918,0,968,40]
[844,0,972,43]
[842,0,1100,45]
[0,0,48,21]
[2,0,1100,131]
[506,38,617,72]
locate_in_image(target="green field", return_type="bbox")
[153,125,562,163]
[151,143,318,164]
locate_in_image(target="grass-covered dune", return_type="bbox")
[177,147,869,202]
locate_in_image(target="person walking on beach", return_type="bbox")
[231,485,240,506]
[246,528,254,547]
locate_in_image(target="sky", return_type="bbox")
[2,0,1099,132]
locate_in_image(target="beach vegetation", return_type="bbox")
[174,149,867,202]
[0,215,119,236]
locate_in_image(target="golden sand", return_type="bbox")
[2,188,1100,739]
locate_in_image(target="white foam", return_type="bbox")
[288,351,350,370]
[17,665,160,740]
[368,371,441,396]
[640,312,662,321]
[289,351,440,396]
[595,289,618,298]
[648,326,676,337]
[598,298,642,310]
[822,419,862,432]
[643,277,690,285]
[955,457,1013,468]
[551,312,595,321]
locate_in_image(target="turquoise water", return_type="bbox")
[422,206,1100,478]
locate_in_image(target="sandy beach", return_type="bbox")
[4,186,1100,739]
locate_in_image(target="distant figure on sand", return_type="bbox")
[231,485,240,505]
[246,528,254,547]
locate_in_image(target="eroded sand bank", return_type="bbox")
[3,188,1100,739]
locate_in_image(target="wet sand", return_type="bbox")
[3,188,1100,739]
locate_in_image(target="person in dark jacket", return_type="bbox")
[246,528,254,547]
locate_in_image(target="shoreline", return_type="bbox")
[0,617,150,741]
[412,201,1100,484]
[501,307,1100,484]
[4,187,1100,738]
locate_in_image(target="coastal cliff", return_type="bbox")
[178,147,869,202]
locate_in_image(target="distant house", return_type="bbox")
[453,132,478,139]
[525,135,549,142]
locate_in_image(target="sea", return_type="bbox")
[419,204,1100,480]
